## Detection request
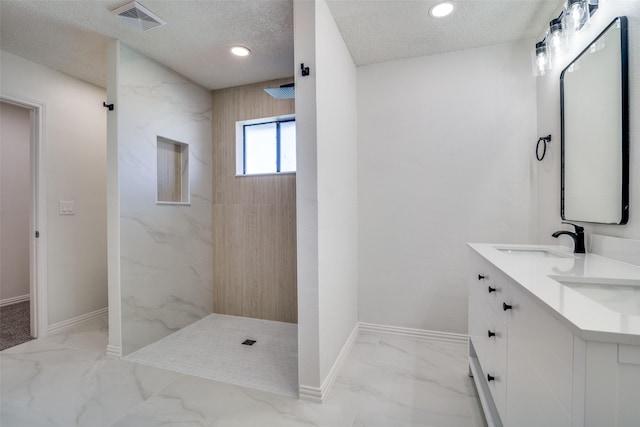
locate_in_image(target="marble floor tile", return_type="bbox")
[1,344,103,419]
[111,374,355,427]
[1,319,485,427]
[72,359,185,426]
[1,341,183,426]
[328,332,485,427]
[1,401,68,427]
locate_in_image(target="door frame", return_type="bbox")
[1,95,48,338]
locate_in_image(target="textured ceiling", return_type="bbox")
[326,0,564,66]
[0,0,294,90]
[0,0,564,90]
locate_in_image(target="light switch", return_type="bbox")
[59,200,75,215]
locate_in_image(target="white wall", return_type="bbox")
[0,51,107,325]
[106,41,122,357]
[294,0,321,392]
[536,0,640,243]
[0,101,31,302]
[357,41,537,334]
[294,0,359,395]
[315,0,359,383]
[114,44,213,355]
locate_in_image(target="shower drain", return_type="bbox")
[242,339,256,346]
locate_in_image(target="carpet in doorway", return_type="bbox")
[0,301,34,351]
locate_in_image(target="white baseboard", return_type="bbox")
[106,345,122,359]
[299,322,359,403]
[358,322,468,345]
[48,307,108,335]
[0,294,30,307]
[298,384,323,403]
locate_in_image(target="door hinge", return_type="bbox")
[35,231,40,238]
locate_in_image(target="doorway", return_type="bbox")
[0,97,47,349]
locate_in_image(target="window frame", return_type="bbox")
[235,114,296,177]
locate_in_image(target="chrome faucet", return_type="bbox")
[552,222,585,254]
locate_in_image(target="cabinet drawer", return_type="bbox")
[470,253,508,322]
[469,298,507,421]
[480,306,507,421]
[470,303,506,367]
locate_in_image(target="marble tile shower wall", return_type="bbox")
[118,44,213,355]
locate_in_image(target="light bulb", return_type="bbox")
[571,4,585,22]
[536,51,550,76]
[533,40,550,76]
[547,17,567,57]
[536,53,548,73]
[567,0,589,32]
[549,18,563,44]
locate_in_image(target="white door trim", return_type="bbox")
[1,95,48,338]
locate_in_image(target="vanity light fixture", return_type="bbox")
[533,40,551,76]
[532,0,599,77]
[566,0,591,33]
[548,17,568,57]
[231,46,251,57]
[429,1,454,18]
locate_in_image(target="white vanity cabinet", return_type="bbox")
[468,245,640,427]
[504,277,574,427]
[468,251,508,422]
[469,251,573,426]
[578,341,640,426]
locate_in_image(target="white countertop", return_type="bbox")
[469,243,640,345]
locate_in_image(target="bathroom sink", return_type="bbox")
[551,276,640,316]
[495,246,573,259]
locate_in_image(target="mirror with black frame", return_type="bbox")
[560,16,629,224]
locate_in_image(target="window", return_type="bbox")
[236,115,295,176]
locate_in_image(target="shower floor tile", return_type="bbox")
[124,314,298,397]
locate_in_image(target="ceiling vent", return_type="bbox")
[111,1,166,32]
[264,83,295,99]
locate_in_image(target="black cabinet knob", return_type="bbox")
[488,330,496,338]
[487,374,495,382]
[488,286,496,293]
[478,274,486,280]
[503,302,513,311]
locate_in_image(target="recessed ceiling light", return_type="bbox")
[430,1,454,18]
[231,46,251,57]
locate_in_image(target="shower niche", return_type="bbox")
[156,136,190,204]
